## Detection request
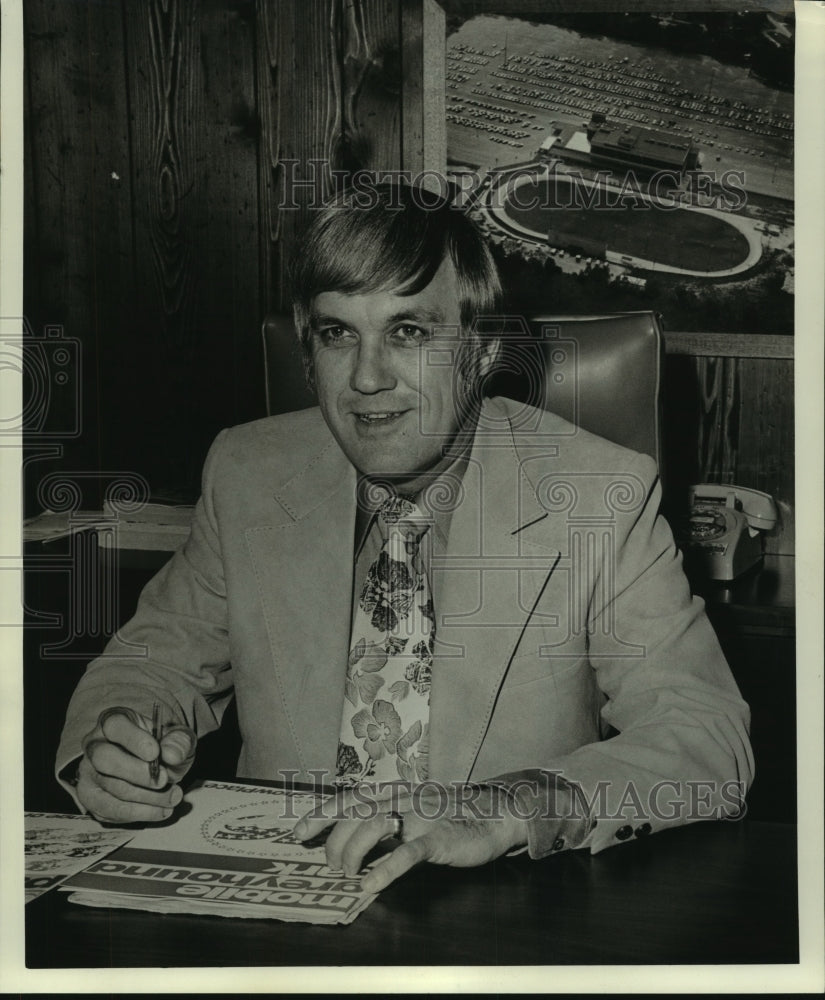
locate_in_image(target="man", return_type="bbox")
[57,182,753,895]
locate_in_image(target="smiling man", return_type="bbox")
[57,182,753,894]
[309,256,468,488]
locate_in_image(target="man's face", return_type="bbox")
[309,256,470,485]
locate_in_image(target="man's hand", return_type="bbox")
[76,707,196,824]
[293,783,528,893]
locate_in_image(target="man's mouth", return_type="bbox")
[353,411,407,424]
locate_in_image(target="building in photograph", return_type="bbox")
[537,114,698,180]
[586,112,699,176]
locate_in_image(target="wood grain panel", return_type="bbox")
[120,0,202,494]
[127,0,200,335]
[121,0,262,493]
[189,0,262,432]
[258,0,447,316]
[258,0,342,314]
[696,355,740,485]
[736,358,795,553]
[83,0,142,499]
[255,0,284,315]
[663,353,794,555]
[23,0,135,507]
[342,0,403,172]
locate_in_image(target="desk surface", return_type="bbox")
[25,819,797,967]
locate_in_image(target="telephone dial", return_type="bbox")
[680,484,778,582]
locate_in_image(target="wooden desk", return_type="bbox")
[24,818,797,967]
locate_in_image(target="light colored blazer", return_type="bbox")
[57,397,753,854]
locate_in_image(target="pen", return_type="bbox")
[149,702,161,783]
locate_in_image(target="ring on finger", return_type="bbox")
[384,811,404,841]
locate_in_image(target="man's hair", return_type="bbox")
[288,181,503,391]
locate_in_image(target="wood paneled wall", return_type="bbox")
[663,334,794,554]
[23,0,446,505]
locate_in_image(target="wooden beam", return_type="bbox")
[437,1,791,15]
[663,332,794,359]
[401,0,447,178]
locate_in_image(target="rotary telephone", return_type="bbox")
[681,484,778,582]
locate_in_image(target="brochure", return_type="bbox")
[61,781,379,925]
[25,812,133,902]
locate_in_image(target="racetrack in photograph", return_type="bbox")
[500,174,752,272]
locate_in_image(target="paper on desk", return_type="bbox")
[24,503,195,548]
[61,780,380,925]
[96,501,195,550]
[101,500,195,525]
[23,510,106,542]
[24,813,134,902]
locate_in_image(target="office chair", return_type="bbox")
[261,310,664,470]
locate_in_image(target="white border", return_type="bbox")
[1,0,822,991]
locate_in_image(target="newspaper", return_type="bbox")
[25,813,134,902]
[60,781,380,925]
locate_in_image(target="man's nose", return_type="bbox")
[350,339,397,394]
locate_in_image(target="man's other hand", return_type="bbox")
[76,706,196,824]
[293,782,528,893]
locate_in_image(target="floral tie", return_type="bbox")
[335,496,434,787]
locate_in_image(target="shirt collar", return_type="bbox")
[353,433,474,556]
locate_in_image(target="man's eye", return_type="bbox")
[317,326,355,346]
[392,324,430,344]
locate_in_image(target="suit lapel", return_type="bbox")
[245,400,561,783]
[246,440,356,777]
[429,399,561,782]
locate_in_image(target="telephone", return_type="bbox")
[680,484,778,582]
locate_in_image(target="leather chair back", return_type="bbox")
[262,310,663,469]
[487,312,664,469]
[262,313,317,417]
